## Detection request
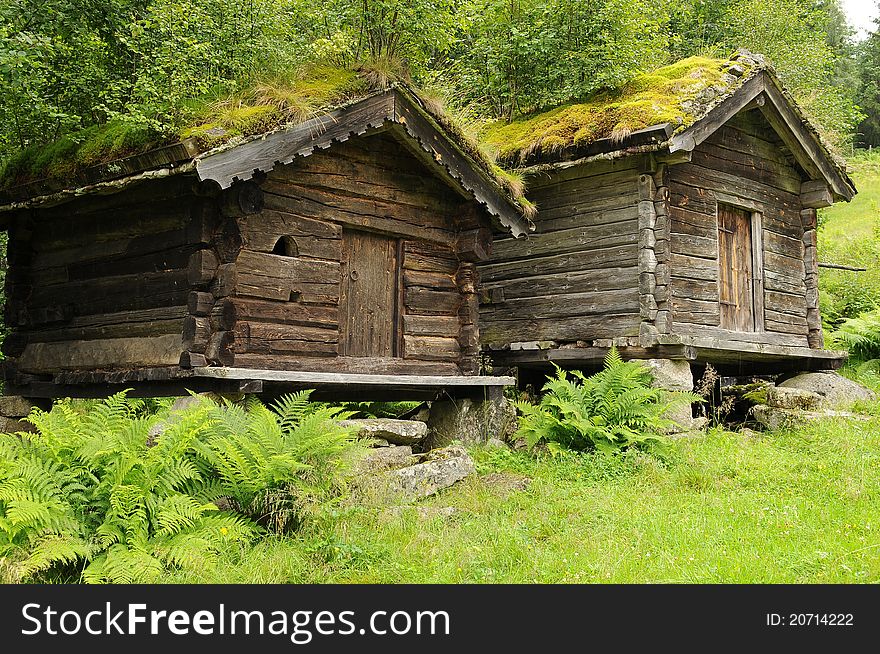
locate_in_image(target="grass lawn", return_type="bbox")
[170,415,880,584]
[820,151,880,243]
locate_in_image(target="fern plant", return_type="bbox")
[338,401,422,419]
[829,308,880,361]
[513,349,701,455]
[0,390,359,583]
[193,392,359,533]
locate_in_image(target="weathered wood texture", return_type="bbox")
[4,131,494,379]
[717,203,755,331]
[478,159,642,345]
[5,176,203,373]
[666,109,810,346]
[208,133,483,374]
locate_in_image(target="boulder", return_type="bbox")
[338,418,428,445]
[778,372,875,409]
[147,394,215,444]
[750,405,807,430]
[424,395,517,449]
[0,395,38,418]
[639,359,696,431]
[766,386,822,411]
[485,437,508,449]
[0,416,36,433]
[640,359,694,393]
[751,404,868,431]
[353,445,414,475]
[378,445,475,503]
[481,472,531,498]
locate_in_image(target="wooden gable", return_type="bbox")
[667,70,855,204]
[195,88,531,238]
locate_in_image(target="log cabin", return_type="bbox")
[478,50,857,380]
[0,86,532,401]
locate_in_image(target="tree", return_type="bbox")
[856,8,880,147]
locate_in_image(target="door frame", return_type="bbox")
[715,197,765,333]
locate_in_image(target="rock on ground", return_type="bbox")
[751,404,868,431]
[639,358,697,431]
[353,445,414,475]
[338,418,428,445]
[0,395,38,418]
[424,395,517,449]
[778,372,875,409]
[147,394,215,443]
[376,445,475,503]
[0,416,35,433]
[480,472,531,498]
[640,359,694,393]
[766,386,822,411]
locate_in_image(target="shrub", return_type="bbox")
[0,390,357,583]
[513,349,700,456]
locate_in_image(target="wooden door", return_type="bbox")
[339,229,401,357]
[718,204,755,331]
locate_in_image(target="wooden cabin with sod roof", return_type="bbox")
[478,50,856,382]
[0,83,532,406]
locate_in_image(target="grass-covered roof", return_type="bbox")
[0,61,534,220]
[480,52,762,165]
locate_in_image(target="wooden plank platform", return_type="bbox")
[192,366,514,387]
[3,365,513,401]
[488,340,846,375]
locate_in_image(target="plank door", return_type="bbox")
[717,203,755,331]
[339,229,401,357]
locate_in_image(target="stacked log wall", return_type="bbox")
[199,133,482,375]
[666,110,810,347]
[478,160,642,346]
[6,176,204,374]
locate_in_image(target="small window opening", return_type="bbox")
[272,236,298,257]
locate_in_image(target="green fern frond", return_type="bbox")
[513,348,695,456]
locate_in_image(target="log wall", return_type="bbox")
[199,132,485,375]
[666,109,811,347]
[478,159,642,346]
[5,175,203,374]
[3,132,492,378]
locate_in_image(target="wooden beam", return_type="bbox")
[192,366,514,387]
[800,179,834,208]
[668,74,766,153]
[656,332,846,362]
[488,344,695,368]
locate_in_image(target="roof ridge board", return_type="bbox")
[390,87,532,236]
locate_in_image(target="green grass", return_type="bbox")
[820,150,880,243]
[817,150,880,324]
[167,415,880,584]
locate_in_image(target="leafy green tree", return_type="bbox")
[856,9,880,147]
[443,0,668,119]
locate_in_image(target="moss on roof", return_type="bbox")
[0,61,535,220]
[0,64,370,191]
[480,53,760,165]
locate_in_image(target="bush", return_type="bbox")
[513,349,700,456]
[0,390,357,583]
